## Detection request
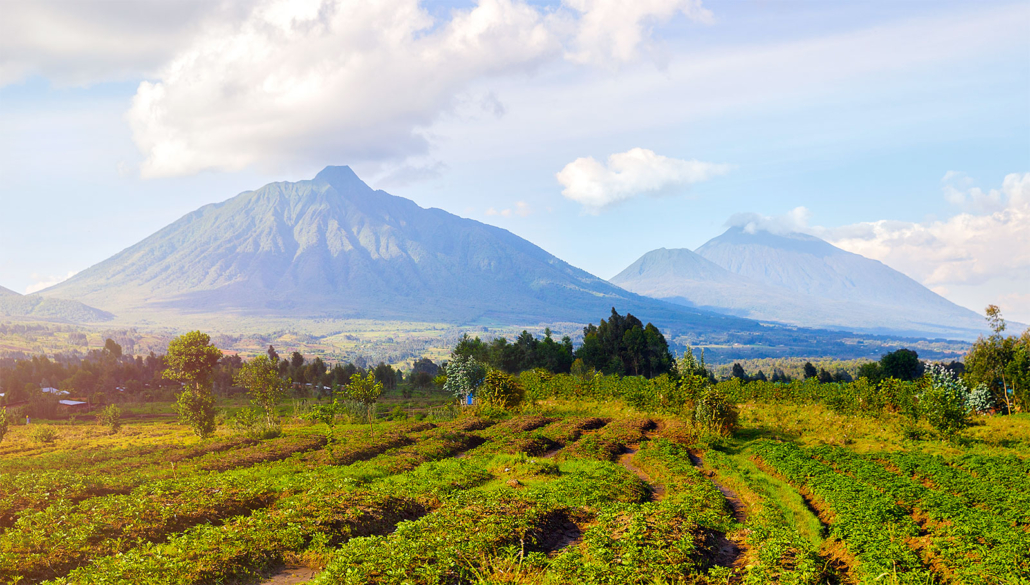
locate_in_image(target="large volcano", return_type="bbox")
[612,227,988,339]
[38,166,747,332]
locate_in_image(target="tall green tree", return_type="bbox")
[965,306,1029,414]
[235,355,290,428]
[164,331,222,437]
[879,349,922,381]
[575,308,673,378]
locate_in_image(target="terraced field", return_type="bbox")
[1,404,1027,584]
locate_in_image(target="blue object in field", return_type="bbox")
[466,393,474,405]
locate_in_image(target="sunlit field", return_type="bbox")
[2,371,1028,585]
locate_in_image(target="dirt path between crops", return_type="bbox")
[687,451,749,575]
[256,565,318,585]
[618,445,666,502]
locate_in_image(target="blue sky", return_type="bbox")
[1,0,1028,321]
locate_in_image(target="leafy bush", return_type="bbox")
[0,407,8,444]
[176,389,217,438]
[693,385,738,436]
[229,408,260,435]
[967,382,995,414]
[478,370,525,409]
[920,364,971,438]
[30,425,57,444]
[443,355,485,403]
[96,404,123,434]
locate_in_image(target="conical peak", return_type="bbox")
[312,165,370,192]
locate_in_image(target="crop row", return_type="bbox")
[880,451,1030,526]
[0,425,471,583]
[0,423,435,531]
[0,432,258,476]
[544,439,735,584]
[0,430,329,526]
[951,453,1030,491]
[750,440,933,584]
[810,445,1030,584]
[466,416,609,457]
[555,417,655,461]
[44,452,494,585]
[315,450,654,584]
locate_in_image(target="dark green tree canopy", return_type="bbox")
[803,362,817,379]
[103,339,122,359]
[450,330,573,375]
[575,308,673,378]
[163,331,223,390]
[879,348,922,381]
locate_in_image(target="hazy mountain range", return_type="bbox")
[21,165,990,348]
[36,166,746,334]
[0,284,112,323]
[611,228,988,339]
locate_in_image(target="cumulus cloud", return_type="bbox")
[25,271,76,294]
[556,148,730,211]
[817,173,1029,289]
[121,0,713,178]
[726,207,811,235]
[941,170,1008,214]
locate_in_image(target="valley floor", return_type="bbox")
[0,398,1027,585]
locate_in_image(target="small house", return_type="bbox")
[58,400,89,412]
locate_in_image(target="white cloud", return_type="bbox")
[804,173,1030,322]
[124,0,712,178]
[941,171,1008,214]
[0,1,249,87]
[564,0,714,65]
[726,207,811,235]
[556,147,729,211]
[25,271,76,294]
[817,173,1029,289]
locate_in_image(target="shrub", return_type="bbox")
[920,364,970,438]
[96,404,123,434]
[389,406,408,421]
[228,408,260,435]
[0,407,8,444]
[966,383,995,414]
[443,356,485,404]
[176,389,217,438]
[478,370,525,410]
[30,425,57,444]
[693,385,738,436]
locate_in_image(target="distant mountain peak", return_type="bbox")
[312,165,369,191]
[631,226,987,339]
[704,226,840,258]
[36,166,741,332]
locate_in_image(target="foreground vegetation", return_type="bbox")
[1,307,1027,584]
[0,378,1027,584]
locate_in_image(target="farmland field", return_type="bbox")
[1,378,1028,585]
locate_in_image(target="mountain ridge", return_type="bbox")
[611,228,989,340]
[0,284,113,323]
[38,166,752,333]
